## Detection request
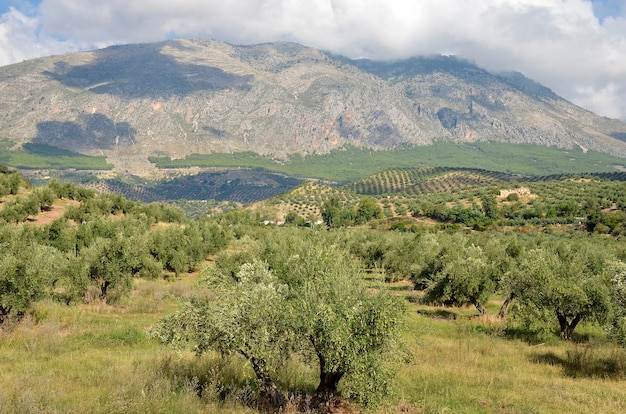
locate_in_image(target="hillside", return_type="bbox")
[252,166,626,236]
[2,38,626,177]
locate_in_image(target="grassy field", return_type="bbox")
[399,312,626,413]
[2,270,625,413]
[0,140,113,170]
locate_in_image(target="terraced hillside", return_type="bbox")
[345,167,517,195]
[346,167,626,197]
[252,167,626,233]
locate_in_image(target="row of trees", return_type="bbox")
[0,215,230,322]
[0,173,231,323]
[345,229,626,341]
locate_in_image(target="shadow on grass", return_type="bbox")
[501,326,550,345]
[529,346,626,379]
[502,324,608,346]
[385,284,415,292]
[417,309,458,320]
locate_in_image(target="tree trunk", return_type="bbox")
[316,371,344,399]
[498,293,516,319]
[0,305,8,325]
[472,300,487,316]
[312,353,344,408]
[249,356,287,410]
[556,311,581,340]
[100,280,109,301]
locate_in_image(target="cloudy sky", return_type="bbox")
[1,0,626,120]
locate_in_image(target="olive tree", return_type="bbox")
[507,242,612,340]
[355,196,383,224]
[155,229,405,409]
[80,234,161,302]
[606,260,626,346]
[321,195,353,229]
[422,241,495,315]
[480,193,500,220]
[43,218,78,253]
[384,232,440,286]
[0,241,64,324]
[282,235,405,407]
[153,260,292,409]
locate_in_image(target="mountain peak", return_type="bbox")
[1,38,625,176]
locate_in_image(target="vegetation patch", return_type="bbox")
[0,140,113,170]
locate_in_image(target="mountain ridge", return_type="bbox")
[1,38,626,177]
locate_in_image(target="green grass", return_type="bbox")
[395,312,626,413]
[0,140,113,170]
[0,275,254,414]
[2,271,626,413]
[149,142,626,182]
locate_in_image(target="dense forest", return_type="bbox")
[2,164,626,413]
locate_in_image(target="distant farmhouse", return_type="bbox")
[499,187,531,198]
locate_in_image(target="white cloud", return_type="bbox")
[0,8,46,65]
[1,0,626,120]
[0,6,101,66]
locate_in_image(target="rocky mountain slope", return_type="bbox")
[1,38,626,177]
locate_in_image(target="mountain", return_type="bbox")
[1,38,626,177]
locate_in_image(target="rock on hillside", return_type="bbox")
[1,38,626,176]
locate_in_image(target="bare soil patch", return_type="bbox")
[27,199,80,226]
